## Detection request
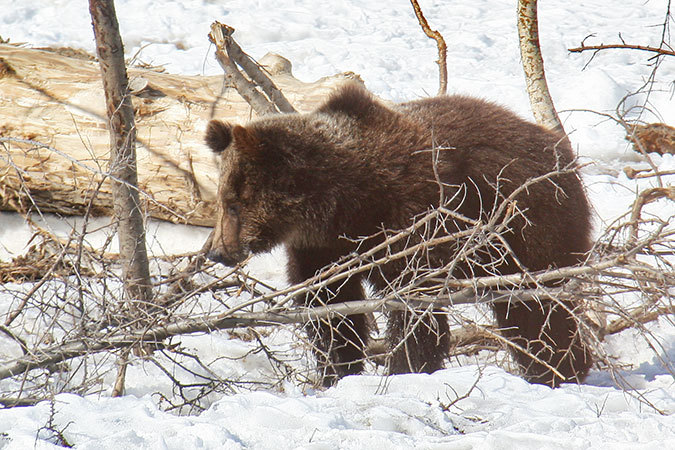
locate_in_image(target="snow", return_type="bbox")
[1,367,673,449]
[1,0,674,448]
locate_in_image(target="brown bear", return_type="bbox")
[204,83,593,388]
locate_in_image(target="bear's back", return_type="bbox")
[397,95,575,165]
[395,95,592,271]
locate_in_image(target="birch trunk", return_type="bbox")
[517,0,568,142]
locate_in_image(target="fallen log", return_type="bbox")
[0,44,363,226]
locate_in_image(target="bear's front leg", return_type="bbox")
[368,266,451,375]
[287,246,370,387]
[386,309,450,375]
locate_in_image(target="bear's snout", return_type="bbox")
[206,248,246,267]
[206,213,247,267]
[205,248,226,265]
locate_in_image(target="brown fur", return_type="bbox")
[205,83,594,387]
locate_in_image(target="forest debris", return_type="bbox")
[0,44,362,226]
[628,122,675,155]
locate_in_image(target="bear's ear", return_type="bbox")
[317,82,382,120]
[205,120,232,153]
[232,125,262,158]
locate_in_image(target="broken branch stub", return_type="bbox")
[208,22,296,116]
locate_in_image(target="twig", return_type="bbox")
[0,396,44,408]
[603,305,675,339]
[0,243,664,385]
[3,237,74,327]
[628,186,675,246]
[569,43,675,58]
[624,167,675,180]
[440,366,483,411]
[410,0,448,95]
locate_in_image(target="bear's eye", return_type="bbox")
[226,204,240,216]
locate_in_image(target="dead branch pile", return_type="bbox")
[0,163,672,412]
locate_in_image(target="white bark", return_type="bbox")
[517,0,568,139]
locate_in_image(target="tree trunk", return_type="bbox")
[517,0,568,142]
[89,0,152,304]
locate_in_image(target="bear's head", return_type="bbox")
[203,119,282,265]
[203,83,397,266]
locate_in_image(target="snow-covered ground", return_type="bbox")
[2,366,673,449]
[1,0,674,448]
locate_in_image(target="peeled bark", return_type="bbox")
[0,45,362,226]
[89,0,152,303]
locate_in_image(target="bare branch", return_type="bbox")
[208,22,296,115]
[569,43,675,58]
[410,0,448,95]
[603,305,675,338]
